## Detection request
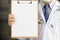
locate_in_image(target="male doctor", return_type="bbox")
[8,0,60,40]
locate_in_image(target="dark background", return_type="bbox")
[0,0,18,40]
[59,0,60,1]
[0,0,10,40]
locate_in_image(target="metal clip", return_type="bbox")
[17,0,32,4]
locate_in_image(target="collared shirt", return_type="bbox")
[40,0,56,9]
[40,0,56,14]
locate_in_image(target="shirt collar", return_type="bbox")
[40,0,56,9]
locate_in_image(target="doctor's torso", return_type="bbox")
[38,0,60,40]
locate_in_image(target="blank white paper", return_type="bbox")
[11,1,38,38]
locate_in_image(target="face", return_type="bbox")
[42,0,52,3]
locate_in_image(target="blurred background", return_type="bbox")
[0,0,10,40]
[0,0,60,40]
[0,0,19,40]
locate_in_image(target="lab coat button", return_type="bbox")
[50,24,53,28]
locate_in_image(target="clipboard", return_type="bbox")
[11,0,38,38]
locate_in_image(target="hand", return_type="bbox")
[8,14,15,26]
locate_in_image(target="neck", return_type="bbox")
[43,1,52,4]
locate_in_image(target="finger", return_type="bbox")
[9,14,15,19]
[8,22,12,26]
[8,14,15,26]
[8,14,15,21]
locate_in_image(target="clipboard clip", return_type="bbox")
[17,0,32,4]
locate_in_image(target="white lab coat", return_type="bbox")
[39,1,60,40]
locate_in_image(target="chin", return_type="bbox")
[42,0,52,3]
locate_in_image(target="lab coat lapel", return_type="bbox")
[46,1,57,24]
[39,3,46,23]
